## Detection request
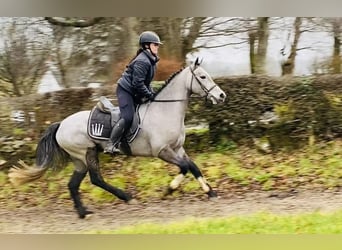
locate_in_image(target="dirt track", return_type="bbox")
[1,189,342,234]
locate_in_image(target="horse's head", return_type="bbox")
[188,58,226,104]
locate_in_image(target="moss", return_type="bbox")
[274,101,295,123]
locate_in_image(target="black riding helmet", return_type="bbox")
[139,31,163,47]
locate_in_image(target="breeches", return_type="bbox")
[116,85,135,131]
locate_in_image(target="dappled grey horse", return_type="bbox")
[9,59,227,218]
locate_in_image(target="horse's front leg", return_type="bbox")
[158,146,217,198]
[187,157,218,198]
[158,146,188,196]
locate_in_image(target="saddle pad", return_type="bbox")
[87,107,112,140]
[87,106,141,143]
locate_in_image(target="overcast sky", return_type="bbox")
[0,17,336,78]
[188,18,334,77]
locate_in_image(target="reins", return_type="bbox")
[152,99,187,102]
[151,65,217,103]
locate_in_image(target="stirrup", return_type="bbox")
[104,144,120,154]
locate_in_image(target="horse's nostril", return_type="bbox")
[220,93,226,99]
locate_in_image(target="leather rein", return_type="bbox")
[152,66,217,103]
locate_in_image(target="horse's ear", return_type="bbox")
[194,57,203,67]
[194,57,199,66]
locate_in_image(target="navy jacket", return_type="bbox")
[118,50,159,101]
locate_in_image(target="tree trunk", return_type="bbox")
[331,20,341,73]
[253,17,269,74]
[248,31,257,74]
[181,17,206,65]
[282,17,302,76]
[115,17,138,61]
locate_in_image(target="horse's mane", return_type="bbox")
[155,67,185,95]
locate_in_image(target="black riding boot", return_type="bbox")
[104,118,126,154]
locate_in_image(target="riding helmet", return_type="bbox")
[139,31,163,46]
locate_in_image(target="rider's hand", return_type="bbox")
[148,93,155,102]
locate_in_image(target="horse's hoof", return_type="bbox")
[207,189,218,198]
[162,187,175,198]
[84,212,94,220]
[78,210,94,219]
[127,198,139,205]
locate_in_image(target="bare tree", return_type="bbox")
[281,17,302,75]
[0,19,51,97]
[329,18,341,73]
[277,17,338,76]
[48,17,127,87]
[135,17,185,61]
[189,17,271,74]
[44,17,104,28]
[254,17,269,74]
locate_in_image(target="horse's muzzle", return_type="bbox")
[209,91,226,104]
[219,92,227,102]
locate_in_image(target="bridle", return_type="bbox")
[189,65,219,100]
[152,65,218,103]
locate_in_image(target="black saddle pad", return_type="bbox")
[87,106,141,142]
[87,107,113,140]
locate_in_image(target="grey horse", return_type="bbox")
[9,59,227,218]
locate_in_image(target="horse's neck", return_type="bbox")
[152,73,190,121]
[156,72,189,104]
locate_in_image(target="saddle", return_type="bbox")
[87,96,141,144]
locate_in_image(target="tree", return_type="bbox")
[188,17,270,74]
[0,19,51,97]
[278,17,337,76]
[281,17,302,75]
[251,17,270,74]
[135,17,184,61]
[44,17,104,27]
[329,18,341,73]
[48,17,128,86]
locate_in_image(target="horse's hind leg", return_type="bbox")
[86,147,133,203]
[68,159,93,219]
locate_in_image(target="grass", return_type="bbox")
[88,210,342,234]
[1,139,342,205]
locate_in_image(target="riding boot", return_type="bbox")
[104,118,126,154]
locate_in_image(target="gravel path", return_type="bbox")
[1,190,342,233]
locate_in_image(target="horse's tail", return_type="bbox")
[8,122,70,186]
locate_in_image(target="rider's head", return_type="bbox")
[139,31,162,55]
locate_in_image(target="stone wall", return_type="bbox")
[187,74,342,150]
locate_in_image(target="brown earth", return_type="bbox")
[1,189,342,234]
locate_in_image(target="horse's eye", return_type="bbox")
[200,76,206,79]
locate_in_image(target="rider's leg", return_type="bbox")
[104,118,126,153]
[104,86,134,154]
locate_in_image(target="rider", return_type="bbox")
[104,31,162,154]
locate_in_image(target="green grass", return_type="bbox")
[1,140,342,205]
[91,210,342,234]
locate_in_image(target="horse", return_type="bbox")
[8,58,227,219]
